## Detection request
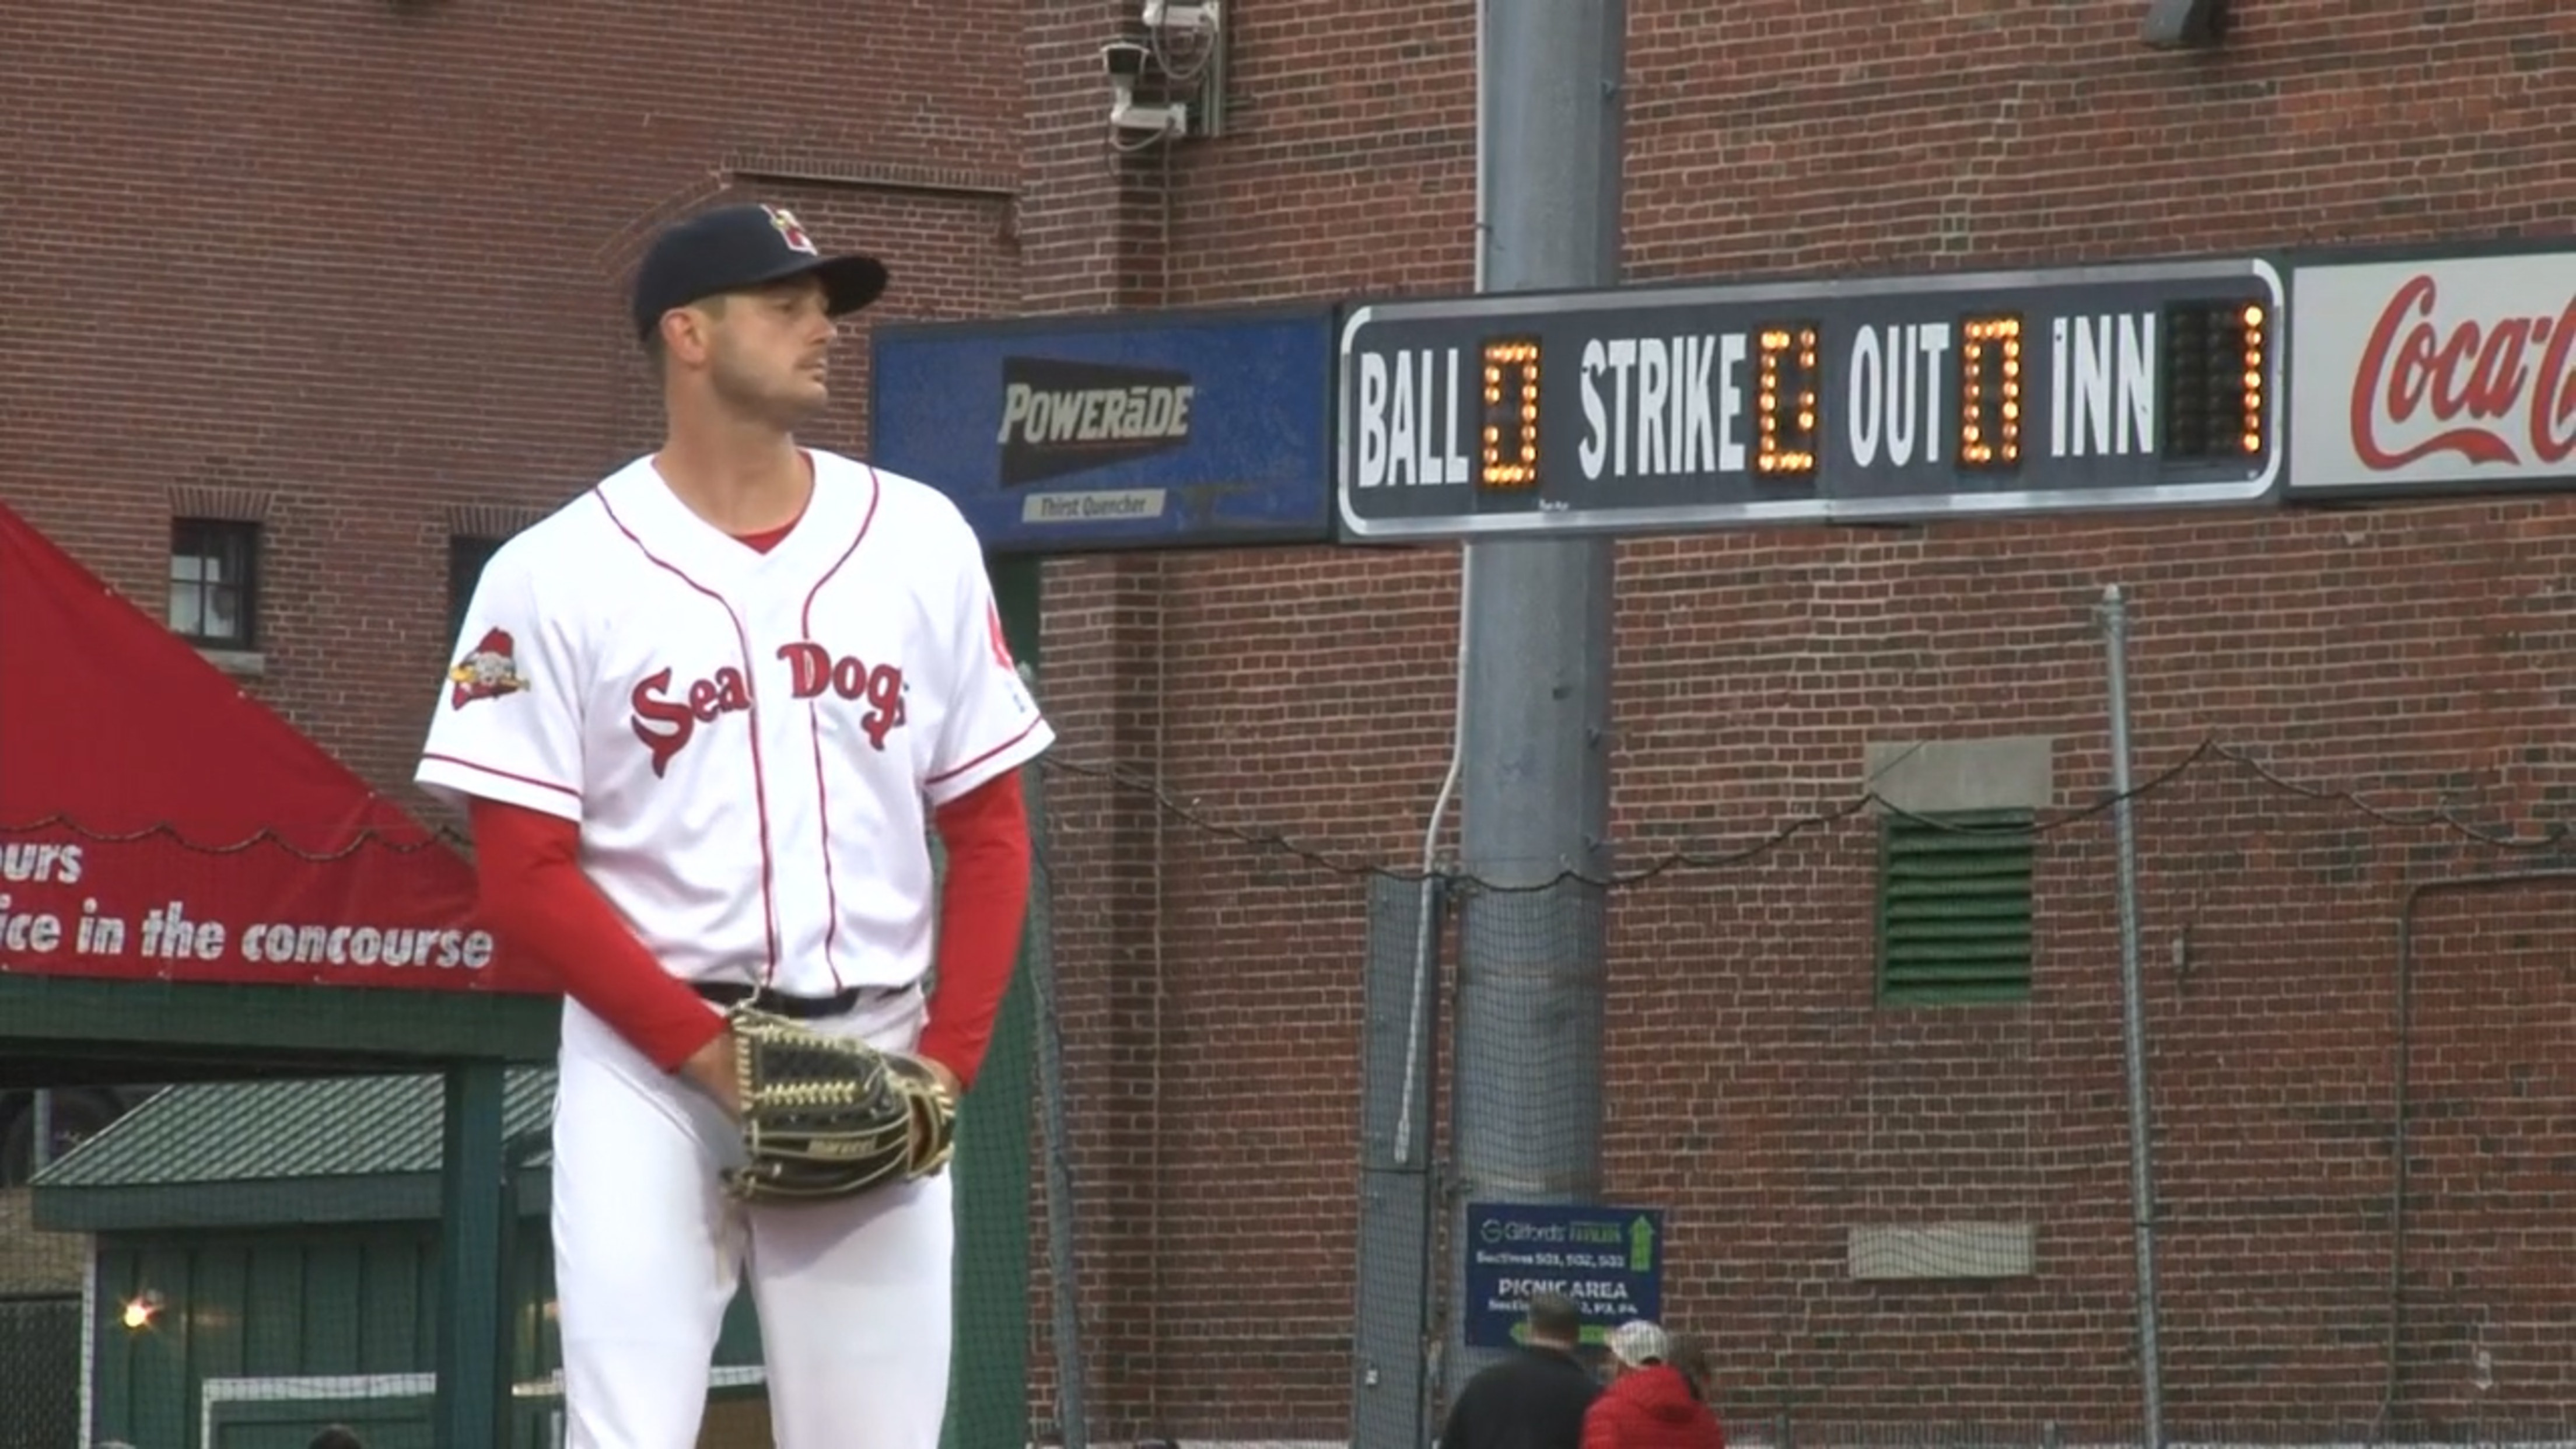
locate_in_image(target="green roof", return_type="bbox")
[29,1068,558,1233]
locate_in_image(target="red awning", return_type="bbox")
[0,501,537,992]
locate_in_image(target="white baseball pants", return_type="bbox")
[547,988,954,1449]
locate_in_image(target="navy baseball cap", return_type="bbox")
[628,202,890,344]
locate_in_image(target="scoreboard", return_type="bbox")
[1334,257,2286,540]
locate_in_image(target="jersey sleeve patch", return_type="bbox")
[415,543,587,823]
[985,597,1015,671]
[921,517,1054,807]
[448,628,531,708]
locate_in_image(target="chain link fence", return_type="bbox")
[0,1294,82,1449]
[1012,578,2576,1449]
[10,625,2576,1448]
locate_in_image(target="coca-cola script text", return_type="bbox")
[2350,273,2576,472]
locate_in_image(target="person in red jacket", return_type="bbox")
[1581,1320,1727,1449]
[1666,1333,1721,1412]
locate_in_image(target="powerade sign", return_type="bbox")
[869,306,1337,554]
[993,356,1196,487]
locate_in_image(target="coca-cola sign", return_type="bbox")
[2290,251,2576,492]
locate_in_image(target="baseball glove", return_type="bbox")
[718,1006,957,1202]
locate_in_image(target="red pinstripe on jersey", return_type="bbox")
[590,487,787,986]
[794,464,884,993]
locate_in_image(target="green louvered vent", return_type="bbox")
[1877,808,2036,1004]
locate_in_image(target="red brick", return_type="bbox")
[18,0,2576,1444]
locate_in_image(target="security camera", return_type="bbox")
[1100,40,1150,82]
[1111,93,1188,138]
[1100,38,1185,138]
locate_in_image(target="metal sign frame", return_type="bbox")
[2281,235,2576,502]
[1335,255,2288,541]
[869,302,1340,555]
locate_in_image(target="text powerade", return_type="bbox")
[1334,257,2287,539]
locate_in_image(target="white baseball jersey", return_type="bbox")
[415,449,1053,998]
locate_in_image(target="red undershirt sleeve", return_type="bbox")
[915,768,1034,1092]
[467,796,726,1072]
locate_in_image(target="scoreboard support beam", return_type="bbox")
[1442,0,1623,1397]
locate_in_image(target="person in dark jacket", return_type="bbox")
[1581,1320,1726,1449]
[1438,1292,1603,1449]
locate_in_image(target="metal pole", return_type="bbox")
[2101,583,2165,1449]
[432,1060,510,1449]
[1446,0,1624,1396]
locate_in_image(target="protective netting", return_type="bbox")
[10,689,2576,1448]
[0,805,991,1448]
[0,1293,80,1449]
[1015,696,2576,1449]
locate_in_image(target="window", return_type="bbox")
[1876,807,2036,1005]
[447,535,505,642]
[167,518,261,649]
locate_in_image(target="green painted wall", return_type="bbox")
[88,1223,764,1449]
[0,975,558,1065]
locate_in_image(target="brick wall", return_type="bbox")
[0,1189,85,1294]
[1010,2,1182,1434]
[0,0,1020,801]
[15,0,2576,1445]
[1021,1,2576,1443]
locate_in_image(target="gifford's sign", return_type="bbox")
[2288,247,2576,497]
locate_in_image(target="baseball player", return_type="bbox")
[414,201,1052,1448]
